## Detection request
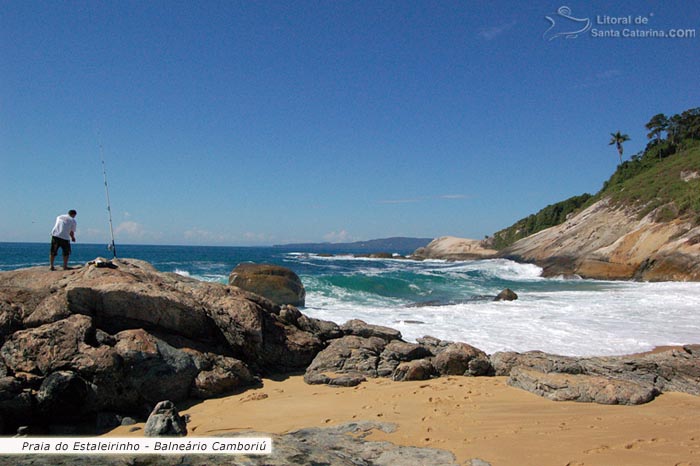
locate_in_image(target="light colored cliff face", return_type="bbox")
[502,198,700,281]
[413,236,498,260]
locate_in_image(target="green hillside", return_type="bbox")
[491,107,700,250]
[596,140,700,221]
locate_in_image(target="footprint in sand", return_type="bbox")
[240,393,269,403]
[584,445,610,454]
[623,438,665,450]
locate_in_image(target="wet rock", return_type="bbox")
[494,288,518,301]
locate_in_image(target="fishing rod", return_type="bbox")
[99,144,117,258]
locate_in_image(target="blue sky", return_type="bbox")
[2,1,699,246]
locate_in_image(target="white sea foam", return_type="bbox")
[302,263,700,357]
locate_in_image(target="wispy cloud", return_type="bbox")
[477,20,517,40]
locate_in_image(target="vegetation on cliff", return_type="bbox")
[491,194,592,250]
[491,107,700,249]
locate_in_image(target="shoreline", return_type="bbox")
[105,372,700,466]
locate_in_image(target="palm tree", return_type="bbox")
[609,131,630,164]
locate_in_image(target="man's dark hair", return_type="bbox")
[68,209,77,216]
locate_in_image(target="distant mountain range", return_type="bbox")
[273,237,433,254]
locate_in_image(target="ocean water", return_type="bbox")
[2,242,699,357]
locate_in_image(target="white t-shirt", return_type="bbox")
[51,214,77,241]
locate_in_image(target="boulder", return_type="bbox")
[305,335,387,379]
[144,400,187,437]
[378,341,432,377]
[494,288,518,301]
[432,343,492,376]
[508,367,657,405]
[36,371,90,419]
[229,263,306,306]
[392,359,435,381]
[341,319,402,341]
[191,356,255,399]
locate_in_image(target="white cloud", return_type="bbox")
[115,221,145,237]
[114,221,162,243]
[323,230,353,243]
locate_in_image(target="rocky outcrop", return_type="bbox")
[0,259,332,434]
[0,421,476,466]
[500,198,700,281]
[413,236,498,260]
[1,259,699,437]
[304,326,493,385]
[229,263,306,306]
[491,345,700,404]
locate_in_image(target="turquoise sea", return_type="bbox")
[2,242,699,357]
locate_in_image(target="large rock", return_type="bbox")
[508,367,657,405]
[491,345,700,403]
[413,236,498,260]
[229,263,306,306]
[432,342,492,376]
[0,259,332,433]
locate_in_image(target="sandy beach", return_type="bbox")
[108,373,700,466]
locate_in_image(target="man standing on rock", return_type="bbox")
[50,209,77,270]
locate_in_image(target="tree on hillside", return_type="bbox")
[645,113,668,142]
[679,107,700,140]
[609,131,630,164]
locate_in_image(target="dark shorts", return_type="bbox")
[50,236,71,256]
